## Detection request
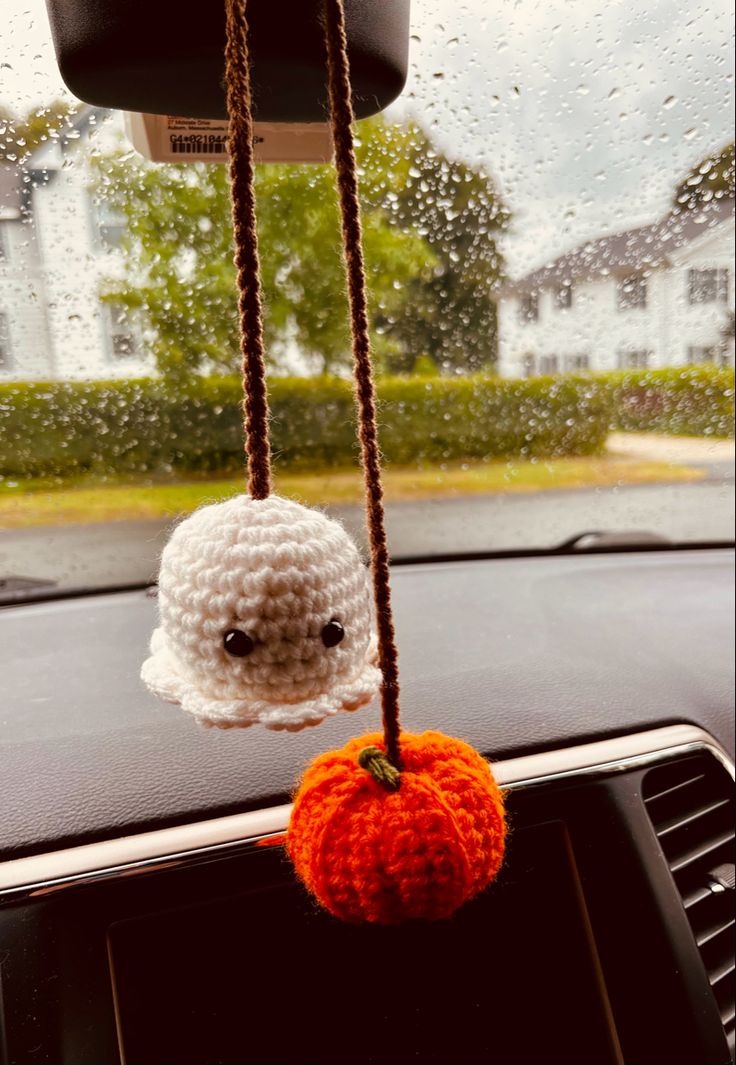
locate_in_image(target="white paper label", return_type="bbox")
[165,116,229,158]
[125,113,333,164]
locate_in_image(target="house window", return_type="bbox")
[106,304,141,360]
[687,268,729,305]
[538,354,559,374]
[687,345,718,364]
[617,349,651,369]
[554,283,573,310]
[518,292,539,323]
[0,312,12,369]
[565,354,590,371]
[94,198,127,249]
[522,353,536,378]
[617,274,647,310]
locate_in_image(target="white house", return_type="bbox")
[498,198,735,378]
[0,106,152,381]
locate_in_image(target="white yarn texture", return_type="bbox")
[141,494,381,730]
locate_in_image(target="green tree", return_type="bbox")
[673,142,735,212]
[97,143,431,379]
[98,118,509,380]
[358,119,509,373]
[0,100,75,163]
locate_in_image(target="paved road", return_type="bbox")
[2,475,733,592]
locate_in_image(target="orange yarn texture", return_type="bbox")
[287,730,507,924]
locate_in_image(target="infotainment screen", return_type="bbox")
[108,820,620,1065]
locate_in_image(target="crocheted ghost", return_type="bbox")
[141,494,381,730]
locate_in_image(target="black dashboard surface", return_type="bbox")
[1,549,733,861]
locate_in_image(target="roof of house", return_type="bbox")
[504,195,734,295]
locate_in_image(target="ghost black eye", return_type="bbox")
[321,619,345,648]
[223,629,254,657]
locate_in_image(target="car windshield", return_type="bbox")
[1,0,734,595]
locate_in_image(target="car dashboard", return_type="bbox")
[0,547,734,1065]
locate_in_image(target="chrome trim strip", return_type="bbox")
[0,724,732,904]
[495,724,735,790]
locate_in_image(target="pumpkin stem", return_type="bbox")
[358,746,401,791]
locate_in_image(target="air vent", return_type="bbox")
[644,754,736,1061]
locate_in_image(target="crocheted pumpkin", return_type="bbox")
[141,494,380,730]
[288,730,506,923]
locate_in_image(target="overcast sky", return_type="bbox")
[2,0,734,275]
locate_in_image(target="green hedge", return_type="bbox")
[0,374,612,480]
[1,366,731,482]
[608,366,735,437]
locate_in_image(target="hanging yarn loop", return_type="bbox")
[224,0,272,500]
[223,0,404,773]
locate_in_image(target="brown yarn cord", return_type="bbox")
[224,0,272,500]
[222,0,403,767]
[322,0,403,770]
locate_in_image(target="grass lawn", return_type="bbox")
[0,455,704,530]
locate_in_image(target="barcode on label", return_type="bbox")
[170,141,227,154]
